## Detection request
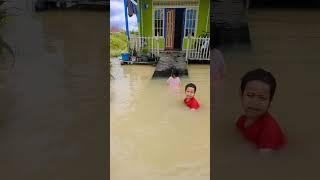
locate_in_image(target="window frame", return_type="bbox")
[153,8,165,37]
[184,8,198,37]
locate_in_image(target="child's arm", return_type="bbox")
[167,77,171,84]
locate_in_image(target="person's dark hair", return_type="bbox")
[185,83,197,93]
[172,70,179,77]
[240,68,277,100]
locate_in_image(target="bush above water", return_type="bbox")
[110,31,128,57]
[110,31,138,57]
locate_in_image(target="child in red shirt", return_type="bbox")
[237,68,287,151]
[184,83,200,110]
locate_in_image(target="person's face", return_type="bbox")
[185,87,195,99]
[241,80,271,120]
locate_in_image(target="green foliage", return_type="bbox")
[110,31,127,57]
[110,31,138,57]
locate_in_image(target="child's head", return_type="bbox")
[185,83,197,99]
[240,68,277,119]
[172,70,179,78]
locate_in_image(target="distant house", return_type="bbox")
[125,0,210,60]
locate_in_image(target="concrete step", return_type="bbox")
[152,53,188,79]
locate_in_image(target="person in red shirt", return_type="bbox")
[237,68,287,151]
[184,83,200,110]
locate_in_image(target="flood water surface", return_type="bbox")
[213,9,320,180]
[111,60,210,180]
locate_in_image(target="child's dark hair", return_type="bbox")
[240,68,277,100]
[185,83,197,93]
[172,70,179,77]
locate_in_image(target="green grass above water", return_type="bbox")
[110,31,139,57]
[110,31,127,57]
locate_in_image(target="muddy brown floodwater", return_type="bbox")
[0,0,107,179]
[213,9,320,180]
[110,59,210,180]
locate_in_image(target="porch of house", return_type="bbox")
[128,36,210,78]
[122,0,211,77]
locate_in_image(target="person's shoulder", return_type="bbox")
[183,98,188,104]
[236,115,246,129]
[191,97,200,108]
[193,97,199,103]
[262,113,280,127]
[258,113,287,150]
[260,113,286,139]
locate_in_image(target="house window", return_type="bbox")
[154,9,164,36]
[185,9,197,37]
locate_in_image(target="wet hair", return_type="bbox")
[172,70,179,77]
[240,68,277,101]
[185,83,197,93]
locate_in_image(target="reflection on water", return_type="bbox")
[0,1,107,179]
[111,59,210,180]
[213,9,320,180]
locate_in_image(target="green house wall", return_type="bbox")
[139,0,153,37]
[138,0,210,50]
